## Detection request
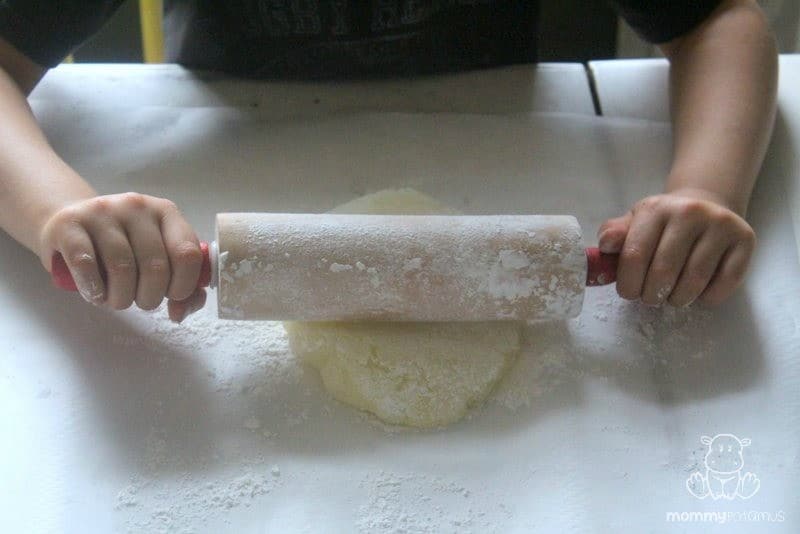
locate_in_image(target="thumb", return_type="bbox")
[597,211,632,254]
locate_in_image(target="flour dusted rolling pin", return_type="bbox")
[51,213,618,322]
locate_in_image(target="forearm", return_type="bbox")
[661,0,778,216]
[0,65,96,257]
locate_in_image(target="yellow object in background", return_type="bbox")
[139,0,165,63]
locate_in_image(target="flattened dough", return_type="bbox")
[284,189,522,428]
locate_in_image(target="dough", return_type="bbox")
[284,189,522,428]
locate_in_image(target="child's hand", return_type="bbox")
[596,189,755,307]
[38,192,206,321]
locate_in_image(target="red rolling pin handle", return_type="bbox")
[585,247,619,286]
[51,241,213,292]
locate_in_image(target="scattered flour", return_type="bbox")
[492,286,717,411]
[112,303,303,531]
[117,468,280,533]
[329,262,353,273]
[243,416,262,430]
[357,470,497,534]
[110,218,718,531]
[141,307,290,362]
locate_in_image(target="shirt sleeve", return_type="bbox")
[0,0,125,67]
[608,0,724,44]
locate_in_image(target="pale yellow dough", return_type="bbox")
[283,189,522,428]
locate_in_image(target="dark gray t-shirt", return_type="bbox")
[0,1,722,79]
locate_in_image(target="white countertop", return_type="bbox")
[30,63,597,118]
[1,65,798,533]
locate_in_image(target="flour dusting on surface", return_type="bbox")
[492,285,716,411]
[357,471,497,533]
[112,301,305,532]
[110,200,717,532]
[116,468,280,533]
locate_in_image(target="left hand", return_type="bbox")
[596,189,756,307]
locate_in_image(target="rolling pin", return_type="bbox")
[51,213,618,322]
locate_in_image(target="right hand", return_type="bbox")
[38,192,206,321]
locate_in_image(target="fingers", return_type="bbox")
[597,212,632,254]
[124,216,171,310]
[41,193,203,314]
[86,217,138,310]
[608,194,756,308]
[698,237,755,306]
[640,217,704,306]
[57,223,106,304]
[668,226,732,307]
[159,201,202,302]
[615,199,668,301]
[168,288,207,323]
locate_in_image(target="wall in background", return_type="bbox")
[73,0,142,63]
[537,1,618,62]
[757,0,800,51]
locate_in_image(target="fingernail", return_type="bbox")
[175,306,189,324]
[599,240,617,254]
[597,230,620,254]
[75,278,104,305]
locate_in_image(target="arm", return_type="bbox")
[598,0,777,306]
[661,0,778,215]
[0,37,204,320]
[0,37,95,252]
